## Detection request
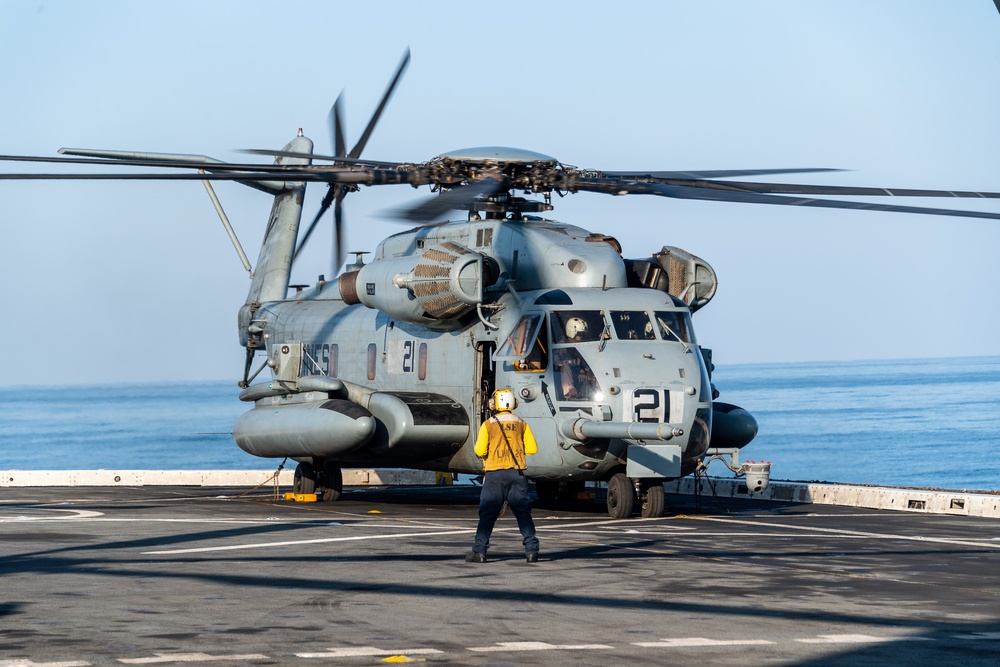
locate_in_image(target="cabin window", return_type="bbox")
[551,310,605,344]
[654,311,695,344]
[367,343,377,380]
[553,347,601,402]
[610,311,656,341]
[418,342,428,380]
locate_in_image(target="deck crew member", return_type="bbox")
[466,388,540,563]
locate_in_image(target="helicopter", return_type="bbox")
[4,52,1000,518]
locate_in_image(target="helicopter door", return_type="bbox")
[474,342,496,428]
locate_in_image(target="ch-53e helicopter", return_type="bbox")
[4,52,1000,518]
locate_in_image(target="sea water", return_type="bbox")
[708,355,1000,491]
[1,357,997,491]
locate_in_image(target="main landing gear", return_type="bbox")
[535,474,666,519]
[292,460,343,502]
[606,472,665,519]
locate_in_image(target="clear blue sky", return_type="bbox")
[2,1,999,386]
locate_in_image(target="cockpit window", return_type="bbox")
[610,311,656,341]
[497,314,543,357]
[551,310,605,344]
[553,347,601,402]
[495,313,548,372]
[654,311,695,343]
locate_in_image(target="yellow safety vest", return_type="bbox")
[474,413,538,471]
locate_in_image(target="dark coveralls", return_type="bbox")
[471,411,539,557]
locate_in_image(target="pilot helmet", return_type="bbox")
[565,317,588,339]
[492,388,518,412]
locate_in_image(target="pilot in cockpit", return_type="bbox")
[556,318,599,401]
[565,317,588,342]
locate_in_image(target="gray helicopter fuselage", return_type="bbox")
[235,216,719,482]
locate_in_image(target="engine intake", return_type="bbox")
[626,245,718,312]
[340,242,485,327]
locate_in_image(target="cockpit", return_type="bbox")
[495,307,697,403]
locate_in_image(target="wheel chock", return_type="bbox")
[283,492,319,502]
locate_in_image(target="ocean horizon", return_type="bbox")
[2,355,997,492]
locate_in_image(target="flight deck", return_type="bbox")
[2,483,999,666]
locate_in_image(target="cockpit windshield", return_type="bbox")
[654,311,695,343]
[550,310,605,343]
[610,311,656,341]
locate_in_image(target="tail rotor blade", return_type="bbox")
[331,93,346,160]
[333,188,346,274]
[294,187,335,262]
[301,49,410,273]
[350,48,410,158]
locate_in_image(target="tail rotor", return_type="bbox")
[293,49,411,276]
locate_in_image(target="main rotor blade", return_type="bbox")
[0,171,323,181]
[0,167,423,186]
[604,168,844,180]
[350,48,410,159]
[0,153,412,182]
[1,152,235,170]
[575,178,1000,221]
[238,149,402,169]
[399,178,504,222]
[613,174,1000,201]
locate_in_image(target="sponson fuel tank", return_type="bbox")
[233,390,471,461]
[233,398,376,458]
[710,401,758,449]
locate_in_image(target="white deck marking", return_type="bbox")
[142,528,474,554]
[118,653,267,664]
[796,634,930,644]
[12,631,999,665]
[0,508,104,522]
[295,647,443,658]
[633,638,775,647]
[469,641,612,652]
[692,516,997,549]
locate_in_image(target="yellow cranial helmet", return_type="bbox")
[492,388,517,412]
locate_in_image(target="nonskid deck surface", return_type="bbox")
[1,485,998,666]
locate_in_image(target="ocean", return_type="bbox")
[2,356,998,491]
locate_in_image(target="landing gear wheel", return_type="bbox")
[606,472,635,519]
[293,462,317,495]
[321,462,343,502]
[639,480,665,518]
